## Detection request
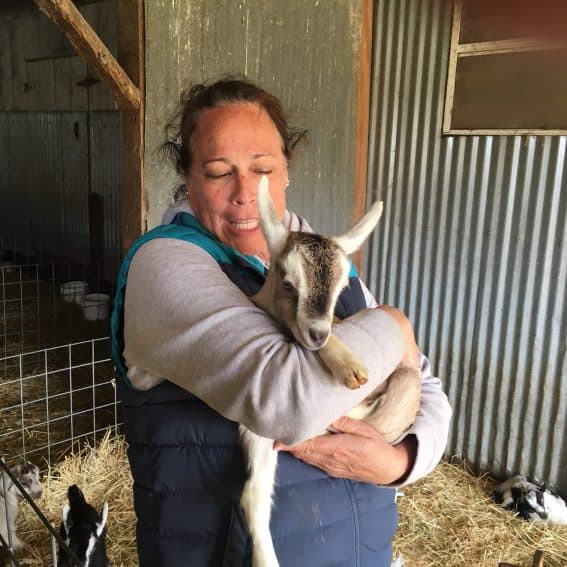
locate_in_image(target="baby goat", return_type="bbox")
[239,176,421,567]
[494,475,567,525]
[57,485,109,567]
[0,461,43,554]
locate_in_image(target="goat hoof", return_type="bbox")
[345,377,360,389]
[357,374,368,386]
[345,370,367,389]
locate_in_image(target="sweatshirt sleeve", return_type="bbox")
[122,237,407,445]
[358,278,452,486]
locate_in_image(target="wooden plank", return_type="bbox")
[33,0,140,110]
[352,0,373,274]
[457,37,567,57]
[117,0,145,253]
[446,128,567,135]
[443,0,462,134]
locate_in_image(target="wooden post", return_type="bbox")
[33,0,140,111]
[32,0,146,254]
[353,0,373,274]
[118,0,145,253]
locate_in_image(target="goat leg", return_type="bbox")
[360,366,421,442]
[317,334,368,389]
[239,426,280,567]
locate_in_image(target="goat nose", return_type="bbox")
[309,328,326,346]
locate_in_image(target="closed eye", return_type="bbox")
[281,280,295,293]
[206,172,231,179]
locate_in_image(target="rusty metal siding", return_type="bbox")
[144,0,363,235]
[367,0,567,495]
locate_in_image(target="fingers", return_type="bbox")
[274,436,322,454]
[275,435,350,478]
[328,416,378,438]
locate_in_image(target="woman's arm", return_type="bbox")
[275,352,452,486]
[122,237,409,445]
[275,279,451,485]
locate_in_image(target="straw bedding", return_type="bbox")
[12,435,567,566]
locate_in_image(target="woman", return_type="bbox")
[111,78,452,566]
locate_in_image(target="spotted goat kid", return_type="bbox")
[57,484,110,567]
[494,475,567,525]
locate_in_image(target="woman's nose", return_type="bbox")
[231,174,256,205]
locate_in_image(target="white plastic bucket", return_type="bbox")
[81,293,110,321]
[60,281,89,304]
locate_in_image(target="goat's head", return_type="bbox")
[256,176,383,350]
[3,461,43,501]
[59,485,108,567]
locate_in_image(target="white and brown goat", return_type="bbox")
[239,176,421,567]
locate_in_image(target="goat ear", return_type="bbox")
[257,175,288,256]
[333,201,383,255]
[96,501,109,537]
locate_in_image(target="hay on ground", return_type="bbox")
[16,431,136,567]
[12,436,567,566]
[393,458,567,566]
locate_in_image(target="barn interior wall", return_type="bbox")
[0,0,120,285]
[144,0,364,235]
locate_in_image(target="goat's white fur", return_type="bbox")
[0,462,43,554]
[59,486,109,567]
[239,176,421,566]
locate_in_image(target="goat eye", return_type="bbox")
[281,280,295,293]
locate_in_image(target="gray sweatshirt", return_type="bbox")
[123,209,452,486]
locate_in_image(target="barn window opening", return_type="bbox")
[444,0,567,135]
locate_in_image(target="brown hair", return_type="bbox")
[160,76,307,198]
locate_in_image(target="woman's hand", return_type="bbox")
[274,416,418,485]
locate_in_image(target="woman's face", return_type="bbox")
[187,102,289,260]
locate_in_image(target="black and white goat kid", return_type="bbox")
[494,475,567,525]
[57,485,109,567]
[0,461,43,553]
[239,176,422,567]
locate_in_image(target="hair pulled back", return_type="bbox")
[160,76,307,188]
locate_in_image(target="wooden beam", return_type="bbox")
[118,0,146,253]
[33,0,140,110]
[443,0,462,134]
[457,37,567,57]
[352,0,374,274]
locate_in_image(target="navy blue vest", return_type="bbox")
[112,213,398,566]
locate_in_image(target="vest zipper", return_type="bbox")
[343,479,360,567]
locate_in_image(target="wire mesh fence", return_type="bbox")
[0,337,119,470]
[0,263,113,359]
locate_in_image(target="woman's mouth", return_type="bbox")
[230,219,259,232]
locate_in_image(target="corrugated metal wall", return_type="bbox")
[366,0,567,495]
[90,111,122,282]
[0,111,120,281]
[0,0,121,283]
